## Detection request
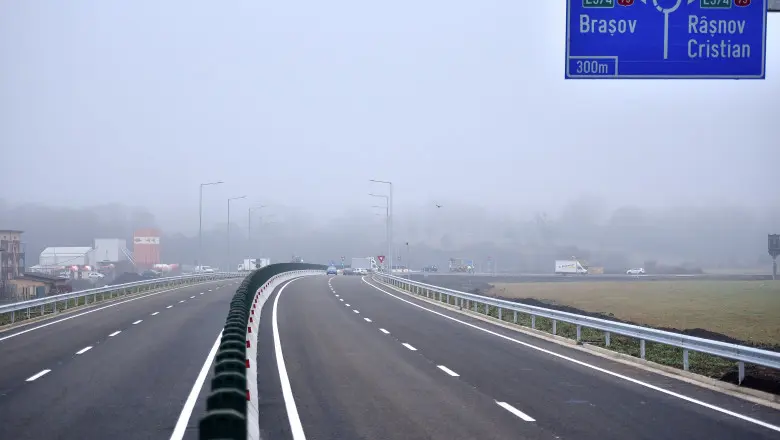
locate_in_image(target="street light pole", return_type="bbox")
[227,195,247,271]
[198,181,223,268]
[369,194,389,272]
[370,179,393,273]
[248,205,268,244]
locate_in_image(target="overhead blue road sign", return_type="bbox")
[565,0,768,79]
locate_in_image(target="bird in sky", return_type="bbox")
[435,204,442,208]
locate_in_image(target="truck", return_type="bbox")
[351,257,377,274]
[555,260,588,275]
[256,258,271,269]
[238,258,258,272]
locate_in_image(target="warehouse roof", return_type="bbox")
[40,247,93,256]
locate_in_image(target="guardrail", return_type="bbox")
[199,263,326,440]
[0,272,242,327]
[373,273,780,385]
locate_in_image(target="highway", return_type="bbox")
[258,275,780,440]
[0,277,242,440]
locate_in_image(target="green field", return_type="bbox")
[488,280,780,347]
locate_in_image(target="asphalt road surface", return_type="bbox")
[258,275,780,440]
[0,277,244,440]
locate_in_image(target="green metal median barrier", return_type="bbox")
[199,263,326,440]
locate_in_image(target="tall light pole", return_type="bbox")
[198,181,223,268]
[227,195,247,270]
[369,194,389,272]
[370,179,393,273]
[248,205,268,244]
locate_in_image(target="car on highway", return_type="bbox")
[353,268,368,276]
[626,268,646,275]
[326,266,338,275]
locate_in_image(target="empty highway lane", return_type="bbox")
[0,278,243,440]
[258,275,780,440]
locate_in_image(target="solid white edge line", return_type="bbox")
[25,369,51,381]
[76,346,92,355]
[0,279,224,342]
[496,401,536,422]
[108,330,121,337]
[132,320,142,325]
[437,365,460,377]
[379,328,390,334]
[362,277,780,433]
[273,279,307,440]
[402,343,417,351]
[169,330,223,440]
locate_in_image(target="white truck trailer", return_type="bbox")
[555,260,588,275]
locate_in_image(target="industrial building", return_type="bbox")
[93,238,131,263]
[0,229,26,298]
[38,247,93,267]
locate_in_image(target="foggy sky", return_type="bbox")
[1,1,778,234]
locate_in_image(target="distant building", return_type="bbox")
[0,229,26,298]
[39,247,93,267]
[93,238,129,263]
[7,272,70,301]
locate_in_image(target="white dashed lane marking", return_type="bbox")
[364,318,372,323]
[496,401,536,422]
[379,328,389,334]
[132,320,143,325]
[151,312,159,316]
[167,305,174,309]
[402,343,417,351]
[437,365,459,377]
[109,331,121,337]
[26,370,51,382]
[76,346,93,355]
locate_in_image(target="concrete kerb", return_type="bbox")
[245,270,321,440]
[368,276,780,411]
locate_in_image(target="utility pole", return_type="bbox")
[227,195,247,271]
[198,181,223,268]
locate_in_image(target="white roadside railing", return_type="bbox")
[374,273,780,385]
[0,272,242,327]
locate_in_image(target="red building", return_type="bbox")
[133,228,161,270]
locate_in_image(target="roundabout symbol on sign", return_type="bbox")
[639,0,697,59]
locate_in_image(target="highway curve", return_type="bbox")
[257,275,780,440]
[0,277,242,440]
